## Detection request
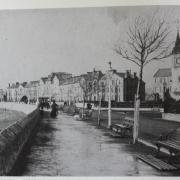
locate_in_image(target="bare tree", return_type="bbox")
[114,14,171,98]
[79,77,91,119]
[79,75,102,120]
[114,14,172,143]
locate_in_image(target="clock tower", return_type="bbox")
[171,32,180,98]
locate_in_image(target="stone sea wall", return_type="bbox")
[0,108,40,175]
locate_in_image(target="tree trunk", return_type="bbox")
[136,65,143,98]
[98,92,102,127]
[82,94,85,119]
[108,80,112,128]
[133,65,143,144]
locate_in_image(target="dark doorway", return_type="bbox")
[20,96,28,104]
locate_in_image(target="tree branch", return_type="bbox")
[114,46,141,67]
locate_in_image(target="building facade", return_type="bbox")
[152,31,180,101]
[81,70,104,102]
[38,72,72,99]
[153,68,172,100]
[59,76,83,103]
[6,69,145,103]
[171,32,180,99]
[124,71,145,101]
[99,69,124,102]
[0,89,4,101]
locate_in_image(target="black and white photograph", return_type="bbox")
[0,0,180,177]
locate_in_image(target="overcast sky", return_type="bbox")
[0,6,179,89]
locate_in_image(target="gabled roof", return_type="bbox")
[26,81,39,88]
[61,76,82,85]
[8,83,20,89]
[100,70,125,80]
[172,32,180,54]
[41,77,48,83]
[54,72,72,81]
[153,68,172,77]
[24,83,32,88]
[30,80,39,84]
[115,72,125,78]
[21,82,27,87]
[82,70,104,81]
[48,72,72,82]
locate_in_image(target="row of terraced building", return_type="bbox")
[6,68,145,103]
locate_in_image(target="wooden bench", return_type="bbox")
[137,154,178,171]
[111,117,134,137]
[155,126,180,157]
[82,110,93,120]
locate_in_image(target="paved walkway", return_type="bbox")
[12,111,180,176]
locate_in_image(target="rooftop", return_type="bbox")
[115,72,125,78]
[172,32,180,54]
[61,76,82,85]
[41,77,48,83]
[153,68,172,78]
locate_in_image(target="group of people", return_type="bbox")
[38,98,58,118]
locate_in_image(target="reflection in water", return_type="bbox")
[11,111,180,176]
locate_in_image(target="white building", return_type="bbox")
[171,32,180,99]
[153,32,180,100]
[59,76,83,103]
[39,72,72,99]
[153,68,172,100]
[99,69,124,102]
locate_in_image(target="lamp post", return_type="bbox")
[163,81,167,101]
[98,88,102,126]
[107,61,112,128]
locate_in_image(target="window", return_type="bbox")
[89,82,92,90]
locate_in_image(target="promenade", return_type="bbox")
[13,111,180,176]
[0,103,180,176]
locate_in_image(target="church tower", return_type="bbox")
[171,31,180,99]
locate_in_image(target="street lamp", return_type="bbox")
[163,81,167,101]
[107,61,113,128]
[97,85,103,126]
